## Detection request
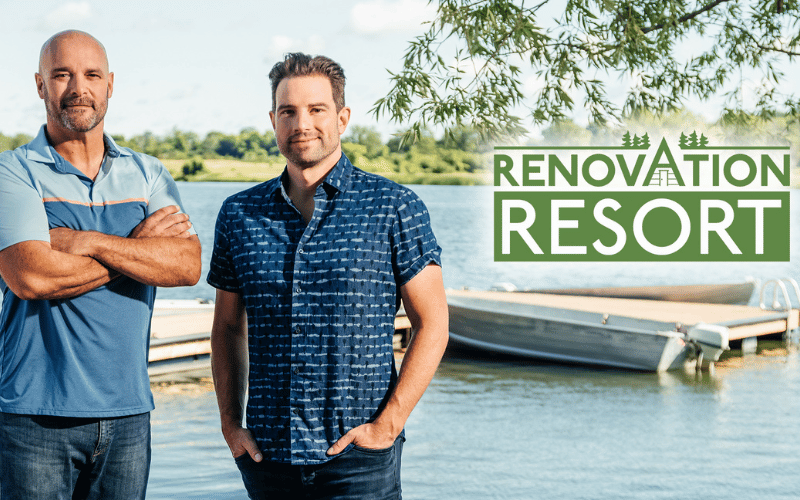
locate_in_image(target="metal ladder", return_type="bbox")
[758,278,800,343]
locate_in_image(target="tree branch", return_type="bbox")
[640,0,733,34]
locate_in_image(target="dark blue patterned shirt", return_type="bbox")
[207,154,441,464]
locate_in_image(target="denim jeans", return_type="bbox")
[0,412,151,500]
[235,435,404,499]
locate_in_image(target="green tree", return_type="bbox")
[375,0,800,140]
[436,125,485,152]
[540,119,593,146]
[0,133,33,152]
[344,125,385,158]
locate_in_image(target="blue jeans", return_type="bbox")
[0,412,151,500]
[235,435,404,499]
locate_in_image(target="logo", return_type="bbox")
[494,132,791,261]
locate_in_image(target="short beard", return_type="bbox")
[43,87,108,133]
[279,134,340,170]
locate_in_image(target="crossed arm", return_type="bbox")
[0,205,201,301]
[211,264,449,462]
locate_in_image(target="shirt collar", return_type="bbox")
[25,125,132,170]
[277,152,354,198]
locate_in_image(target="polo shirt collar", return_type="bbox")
[25,125,132,171]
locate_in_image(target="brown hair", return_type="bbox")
[268,53,346,112]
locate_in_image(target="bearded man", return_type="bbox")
[0,30,201,499]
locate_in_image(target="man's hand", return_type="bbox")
[129,205,193,239]
[49,227,95,257]
[222,424,263,462]
[326,421,397,456]
[49,205,193,256]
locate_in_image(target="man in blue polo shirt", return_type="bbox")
[208,53,449,498]
[0,31,201,499]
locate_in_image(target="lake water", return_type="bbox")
[148,182,798,499]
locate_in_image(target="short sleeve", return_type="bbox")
[391,188,442,286]
[206,201,240,292]
[0,153,51,252]
[147,161,197,236]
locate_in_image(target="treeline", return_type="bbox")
[0,133,34,152]
[0,125,489,182]
[112,125,488,178]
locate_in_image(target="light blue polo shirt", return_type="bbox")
[0,125,190,417]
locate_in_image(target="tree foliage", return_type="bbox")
[374,0,800,141]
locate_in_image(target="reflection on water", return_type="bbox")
[149,345,800,499]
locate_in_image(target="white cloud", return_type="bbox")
[350,0,435,34]
[266,35,326,60]
[42,2,94,30]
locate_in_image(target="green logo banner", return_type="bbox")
[493,133,792,262]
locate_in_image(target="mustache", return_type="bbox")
[288,134,319,142]
[61,97,95,109]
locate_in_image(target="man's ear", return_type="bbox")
[337,106,351,136]
[107,72,114,98]
[35,73,45,99]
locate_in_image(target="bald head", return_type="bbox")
[39,30,109,75]
[36,30,114,137]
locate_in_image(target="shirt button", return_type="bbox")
[295,287,301,293]
[292,408,300,415]
[293,366,300,374]
[298,247,304,254]
[294,327,301,334]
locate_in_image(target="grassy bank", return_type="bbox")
[161,158,491,185]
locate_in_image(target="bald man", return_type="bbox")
[0,31,201,499]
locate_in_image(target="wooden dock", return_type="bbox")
[149,304,414,377]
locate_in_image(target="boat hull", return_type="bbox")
[447,294,690,371]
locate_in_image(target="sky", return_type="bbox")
[1,0,795,142]
[0,0,440,140]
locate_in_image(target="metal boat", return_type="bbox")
[447,280,800,372]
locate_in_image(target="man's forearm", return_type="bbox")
[210,291,250,432]
[373,318,449,436]
[375,265,449,436]
[88,233,201,287]
[50,206,202,287]
[0,241,116,301]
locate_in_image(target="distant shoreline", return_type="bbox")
[161,158,491,185]
[162,158,799,187]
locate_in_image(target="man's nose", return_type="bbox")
[67,75,88,96]
[295,109,312,131]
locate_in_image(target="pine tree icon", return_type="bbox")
[622,131,631,148]
[640,133,650,148]
[679,132,689,148]
[698,134,709,148]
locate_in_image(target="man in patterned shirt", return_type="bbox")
[208,53,449,498]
